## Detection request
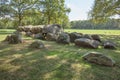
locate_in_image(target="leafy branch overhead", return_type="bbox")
[89,0,120,23]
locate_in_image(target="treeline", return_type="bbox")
[0,0,120,29]
[70,19,120,30]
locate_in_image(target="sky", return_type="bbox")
[65,0,94,21]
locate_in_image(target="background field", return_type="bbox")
[65,29,120,35]
[0,29,120,80]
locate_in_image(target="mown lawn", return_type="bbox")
[0,29,120,80]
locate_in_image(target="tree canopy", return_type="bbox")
[0,0,11,17]
[89,0,120,23]
[0,0,70,27]
[0,0,119,29]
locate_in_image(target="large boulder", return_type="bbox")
[17,26,31,32]
[17,26,26,32]
[29,41,45,49]
[69,32,83,43]
[26,31,32,37]
[42,24,63,35]
[82,52,115,67]
[45,33,57,41]
[75,38,100,49]
[30,27,43,34]
[33,33,44,40]
[56,33,70,44]
[91,34,101,42]
[103,41,116,49]
[4,31,23,44]
[17,25,43,34]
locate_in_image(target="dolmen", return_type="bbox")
[17,24,64,41]
[15,24,117,50]
[42,24,63,41]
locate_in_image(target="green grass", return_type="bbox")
[0,29,120,80]
[65,29,120,35]
[0,29,15,34]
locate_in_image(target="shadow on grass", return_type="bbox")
[0,35,120,80]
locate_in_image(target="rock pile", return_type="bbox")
[4,24,117,50]
[17,24,63,41]
[3,24,118,67]
[15,24,117,50]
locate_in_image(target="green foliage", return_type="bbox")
[10,0,38,26]
[0,0,11,17]
[22,9,44,25]
[37,0,70,25]
[89,0,120,23]
[0,18,16,29]
[0,0,70,28]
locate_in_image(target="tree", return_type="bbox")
[0,0,11,18]
[38,0,70,25]
[0,0,71,29]
[10,0,38,26]
[22,9,44,25]
[89,0,120,23]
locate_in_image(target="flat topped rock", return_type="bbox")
[17,25,43,34]
[75,38,100,49]
[82,52,115,67]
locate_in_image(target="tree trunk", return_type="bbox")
[48,15,51,24]
[18,13,22,26]
[47,11,51,24]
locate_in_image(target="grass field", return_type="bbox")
[0,29,120,80]
[65,29,120,35]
